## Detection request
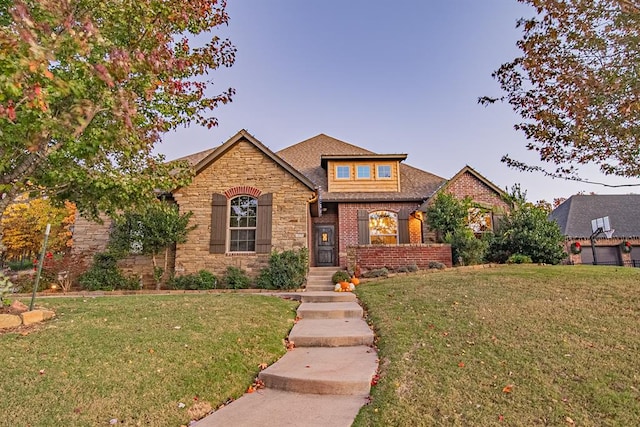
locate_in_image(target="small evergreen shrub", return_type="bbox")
[7,259,33,271]
[256,249,309,290]
[361,268,389,278]
[331,270,351,284]
[222,266,251,289]
[428,261,446,270]
[78,252,140,291]
[507,254,533,264]
[170,270,217,290]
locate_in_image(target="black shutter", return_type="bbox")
[357,209,370,245]
[398,209,410,244]
[256,193,273,253]
[210,193,227,254]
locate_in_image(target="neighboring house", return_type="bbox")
[73,129,509,286]
[550,194,640,266]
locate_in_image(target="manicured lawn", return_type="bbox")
[353,265,640,427]
[0,294,298,426]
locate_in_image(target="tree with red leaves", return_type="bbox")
[0,0,236,223]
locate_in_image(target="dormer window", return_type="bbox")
[357,165,371,179]
[377,165,391,179]
[336,165,350,179]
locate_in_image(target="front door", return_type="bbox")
[314,225,335,266]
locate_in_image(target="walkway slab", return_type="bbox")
[258,346,378,395]
[297,302,363,319]
[194,389,369,427]
[301,291,356,303]
[289,318,374,347]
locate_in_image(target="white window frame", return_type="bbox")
[228,195,258,252]
[336,165,351,179]
[356,165,371,179]
[377,164,392,179]
[369,210,398,245]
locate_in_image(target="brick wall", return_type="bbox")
[346,244,452,270]
[173,139,313,278]
[446,171,509,209]
[337,202,422,266]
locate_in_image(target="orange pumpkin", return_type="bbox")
[350,277,360,286]
[340,281,350,291]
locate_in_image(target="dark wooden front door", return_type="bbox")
[314,225,335,266]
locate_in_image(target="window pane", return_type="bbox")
[229,196,257,252]
[377,165,391,178]
[336,166,350,179]
[369,211,398,245]
[357,165,371,178]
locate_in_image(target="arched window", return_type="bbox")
[229,195,257,252]
[369,211,398,245]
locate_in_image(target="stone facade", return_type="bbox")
[173,139,314,278]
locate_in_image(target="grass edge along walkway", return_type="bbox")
[353,265,640,427]
[0,293,298,426]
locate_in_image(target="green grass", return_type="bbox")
[353,265,640,427]
[0,294,298,426]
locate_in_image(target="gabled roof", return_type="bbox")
[193,129,316,191]
[277,134,445,202]
[418,165,506,211]
[448,165,506,197]
[549,194,640,238]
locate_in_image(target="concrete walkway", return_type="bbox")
[195,267,378,427]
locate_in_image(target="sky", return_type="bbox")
[157,0,640,203]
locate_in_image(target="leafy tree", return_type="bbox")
[1,198,76,258]
[0,0,235,225]
[109,201,195,289]
[425,192,470,243]
[481,0,640,182]
[487,185,566,264]
[425,192,490,265]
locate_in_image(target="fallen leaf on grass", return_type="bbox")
[565,416,575,425]
[187,401,212,421]
[258,362,268,370]
[498,414,504,422]
[502,384,514,393]
[458,362,465,368]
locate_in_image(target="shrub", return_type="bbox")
[361,268,389,278]
[78,252,140,291]
[507,254,533,264]
[7,258,33,271]
[445,228,488,266]
[170,270,217,290]
[428,261,446,270]
[222,266,251,289]
[331,270,351,284]
[256,248,309,290]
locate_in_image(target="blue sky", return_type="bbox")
[158,0,640,203]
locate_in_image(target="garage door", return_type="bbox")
[580,246,621,266]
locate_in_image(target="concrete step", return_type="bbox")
[305,283,335,292]
[301,291,356,303]
[289,318,374,347]
[297,302,363,319]
[194,388,369,427]
[258,346,378,395]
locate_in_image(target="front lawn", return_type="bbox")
[354,265,640,426]
[0,294,298,426]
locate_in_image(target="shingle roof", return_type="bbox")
[549,194,640,238]
[277,134,445,202]
[171,148,216,167]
